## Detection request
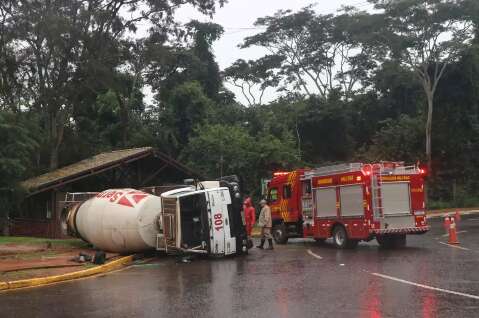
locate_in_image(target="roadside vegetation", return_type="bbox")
[1,0,479,228]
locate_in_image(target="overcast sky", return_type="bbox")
[173,0,374,104]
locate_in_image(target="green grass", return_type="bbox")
[82,263,97,269]
[15,250,60,260]
[1,270,35,282]
[0,236,89,249]
[428,196,479,210]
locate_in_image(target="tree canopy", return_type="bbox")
[1,0,478,213]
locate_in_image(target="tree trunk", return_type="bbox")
[424,89,434,206]
[48,111,65,170]
[295,119,302,161]
[50,145,59,170]
[426,92,434,175]
[116,94,128,148]
[49,112,59,170]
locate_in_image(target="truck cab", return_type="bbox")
[156,178,249,257]
[267,170,307,244]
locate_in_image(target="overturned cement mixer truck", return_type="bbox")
[62,176,250,257]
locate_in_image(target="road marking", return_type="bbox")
[441,230,467,237]
[307,249,323,260]
[371,272,479,300]
[438,241,470,251]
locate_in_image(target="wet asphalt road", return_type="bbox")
[2,215,479,318]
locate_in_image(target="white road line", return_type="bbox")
[307,249,323,260]
[441,230,467,237]
[371,272,479,300]
[438,241,470,251]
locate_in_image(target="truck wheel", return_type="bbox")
[393,234,406,248]
[376,234,406,248]
[273,224,289,244]
[237,238,250,255]
[376,235,393,248]
[332,225,357,249]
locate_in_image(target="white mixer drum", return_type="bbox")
[69,189,162,253]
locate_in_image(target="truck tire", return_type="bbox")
[376,235,393,248]
[236,239,250,255]
[393,234,406,248]
[376,234,406,248]
[332,225,358,249]
[273,224,289,244]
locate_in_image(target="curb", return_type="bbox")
[427,209,479,219]
[0,255,134,292]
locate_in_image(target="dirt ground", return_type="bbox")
[0,239,119,282]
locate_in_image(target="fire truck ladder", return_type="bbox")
[371,165,384,219]
[303,163,363,178]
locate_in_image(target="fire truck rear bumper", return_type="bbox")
[370,226,430,235]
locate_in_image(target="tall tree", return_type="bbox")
[185,20,224,100]
[181,123,298,193]
[223,56,282,106]
[0,0,225,170]
[164,81,214,150]
[0,112,39,234]
[147,20,224,103]
[369,0,474,173]
[239,7,375,99]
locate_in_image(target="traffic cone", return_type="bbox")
[448,217,460,245]
[455,209,461,222]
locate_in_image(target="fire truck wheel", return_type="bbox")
[332,225,357,249]
[393,234,406,248]
[376,234,406,248]
[376,235,393,248]
[273,224,289,244]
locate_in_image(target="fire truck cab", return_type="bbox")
[266,162,429,249]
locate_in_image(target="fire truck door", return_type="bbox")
[380,182,415,229]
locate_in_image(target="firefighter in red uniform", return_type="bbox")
[243,197,256,238]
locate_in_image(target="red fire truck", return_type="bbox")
[265,162,429,249]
